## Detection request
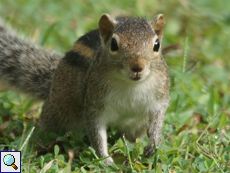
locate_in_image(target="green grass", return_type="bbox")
[0,0,230,172]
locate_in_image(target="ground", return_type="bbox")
[0,0,230,172]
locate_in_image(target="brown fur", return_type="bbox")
[71,42,95,59]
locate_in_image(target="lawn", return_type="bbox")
[0,0,230,172]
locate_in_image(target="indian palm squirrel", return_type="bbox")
[0,14,170,165]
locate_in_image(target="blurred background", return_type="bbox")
[0,0,230,171]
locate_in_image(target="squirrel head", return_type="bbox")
[98,14,166,82]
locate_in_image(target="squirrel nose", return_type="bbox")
[131,67,143,73]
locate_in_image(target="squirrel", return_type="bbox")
[0,14,170,165]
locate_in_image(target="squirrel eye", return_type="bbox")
[153,39,160,52]
[111,38,119,52]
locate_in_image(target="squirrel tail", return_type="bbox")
[0,20,62,100]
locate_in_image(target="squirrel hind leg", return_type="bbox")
[40,99,64,133]
[40,99,85,133]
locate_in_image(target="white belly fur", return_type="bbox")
[99,73,169,138]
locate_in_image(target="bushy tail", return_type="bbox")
[0,20,63,100]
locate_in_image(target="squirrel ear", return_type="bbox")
[151,14,165,41]
[99,14,116,44]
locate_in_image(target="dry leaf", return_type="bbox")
[40,159,58,173]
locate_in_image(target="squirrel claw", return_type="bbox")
[143,145,156,158]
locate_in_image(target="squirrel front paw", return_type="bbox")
[143,144,155,158]
[104,157,114,166]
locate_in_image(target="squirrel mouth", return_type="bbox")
[130,73,141,81]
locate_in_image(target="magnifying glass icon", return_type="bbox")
[3,154,18,170]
